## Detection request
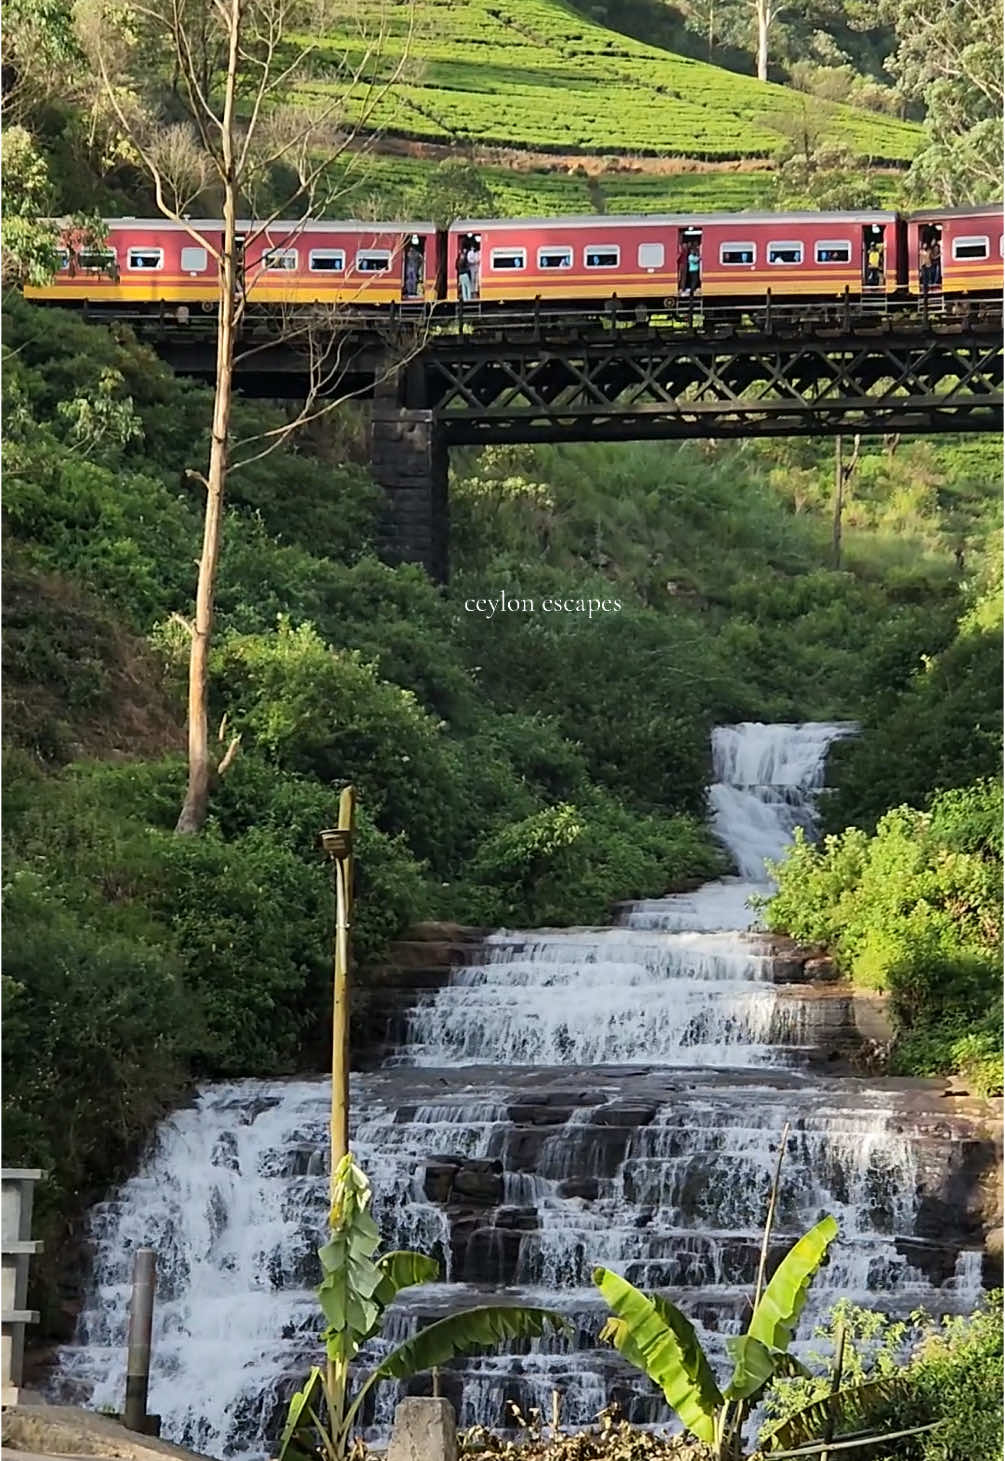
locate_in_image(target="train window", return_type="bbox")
[952,236,989,261]
[538,247,573,269]
[356,250,392,272]
[128,247,163,270]
[490,248,526,270]
[767,241,804,265]
[638,242,665,269]
[55,249,70,271]
[181,246,209,273]
[585,245,620,268]
[264,248,298,271]
[720,242,756,266]
[309,249,346,272]
[815,240,852,264]
[77,249,117,271]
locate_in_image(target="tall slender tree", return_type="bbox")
[74,0,415,832]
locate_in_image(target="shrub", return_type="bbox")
[763,781,1003,1093]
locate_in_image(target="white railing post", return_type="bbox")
[2,1168,44,1406]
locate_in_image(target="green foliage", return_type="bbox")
[329,0,920,163]
[406,156,499,225]
[823,574,1003,833]
[762,1297,1004,1461]
[763,781,1003,1093]
[881,0,1002,204]
[281,1155,565,1461]
[593,1216,838,1452]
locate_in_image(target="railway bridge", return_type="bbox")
[139,300,1002,581]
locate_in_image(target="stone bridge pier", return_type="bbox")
[370,368,448,584]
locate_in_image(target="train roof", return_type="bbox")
[905,202,1003,220]
[63,217,439,231]
[451,210,901,229]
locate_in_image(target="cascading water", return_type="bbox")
[56,724,989,1455]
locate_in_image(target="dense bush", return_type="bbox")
[762,1296,1004,1461]
[763,780,1003,1093]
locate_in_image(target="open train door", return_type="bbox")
[402,232,425,300]
[677,226,702,295]
[861,223,887,308]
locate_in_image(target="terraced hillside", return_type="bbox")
[308,0,920,217]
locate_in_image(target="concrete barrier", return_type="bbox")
[386,1398,457,1461]
[2,1168,44,1406]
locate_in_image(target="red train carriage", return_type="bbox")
[906,203,1003,301]
[447,211,904,307]
[24,218,442,312]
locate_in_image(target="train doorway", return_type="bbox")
[402,233,425,300]
[677,227,702,294]
[916,221,944,297]
[862,224,886,289]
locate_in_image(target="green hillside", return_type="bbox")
[315,0,922,167]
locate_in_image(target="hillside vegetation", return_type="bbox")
[324,0,921,162]
[3,288,1001,1334]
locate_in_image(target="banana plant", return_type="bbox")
[594,1217,942,1461]
[594,1213,838,1460]
[278,1154,567,1461]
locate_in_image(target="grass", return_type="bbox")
[311,0,922,164]
[338,151,779,216]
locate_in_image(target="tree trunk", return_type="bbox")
[175,0,242,835]
[756,0,769,81]
[832,435,844,570]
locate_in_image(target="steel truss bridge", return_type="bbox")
[129,298,1003,577]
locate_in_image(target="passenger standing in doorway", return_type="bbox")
[404,235,423,298]
[456,238,472,301]
[919,239,932,294]
[468,236,482,297]
[685,243,701,293]
[930,238,942,286]
[866,239,884,286]
[676,239,688,291]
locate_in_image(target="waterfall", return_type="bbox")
[55,723,987,1456]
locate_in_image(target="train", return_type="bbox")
[25,203,1002,318]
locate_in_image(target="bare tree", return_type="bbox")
[832,433,860,570]
[75,0,416,833]
[753,0,786,81]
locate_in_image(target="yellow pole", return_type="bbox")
[330,785,356,1186]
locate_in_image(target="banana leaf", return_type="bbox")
[277,1366,324,1461]
[748,1215,839,1354]
[593,1267,723,1444]
[341,1305,568,1435]
[374,1250,439,1307]
[760,1376,910,1451]
[723,1334,777,1401]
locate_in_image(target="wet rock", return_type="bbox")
[557,1177,600,1200]
[805,957,839,982]
[211,1131,240,1172]
[592,1103,658,1128]
[453,1159,504,1205]
[423,1161,459,1204]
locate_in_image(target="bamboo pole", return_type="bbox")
[330,785,356,1179]
[819,1320,846,1461]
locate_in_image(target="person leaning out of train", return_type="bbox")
[866,240,884,286]
[468,237,482,297]
[456,240,472,301]
[930,238,942,286]
[685,244,701,293]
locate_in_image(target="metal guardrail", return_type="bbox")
[2,1168,44,1406]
